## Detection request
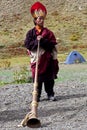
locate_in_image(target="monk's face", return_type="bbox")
[35,16,44,27]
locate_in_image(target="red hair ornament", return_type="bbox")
[30,2,47,18]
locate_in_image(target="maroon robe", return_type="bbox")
[25,27,59,81]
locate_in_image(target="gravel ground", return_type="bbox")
[0,81,87,130]
[0,64,87,130]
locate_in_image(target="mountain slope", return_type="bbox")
[0,0,87,58]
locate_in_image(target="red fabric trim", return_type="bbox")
[30,2,47,15]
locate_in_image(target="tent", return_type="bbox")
[65,51,86,64]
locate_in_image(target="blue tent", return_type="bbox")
[65,51,86,64]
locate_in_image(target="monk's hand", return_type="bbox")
[37,35,43,41]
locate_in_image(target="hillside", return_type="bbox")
[0,0,87,58]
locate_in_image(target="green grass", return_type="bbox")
[0,69,14,85]
[0,60,87,86]
[0,64,32,86]
[0,56,31,86]
[56,63,87,83]
[0,56,29,68]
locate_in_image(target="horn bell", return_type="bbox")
[27,116,41,128]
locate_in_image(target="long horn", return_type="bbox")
[26,39,41,128]
[19,40,41,128]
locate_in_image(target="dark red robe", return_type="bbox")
[25,27,59,81]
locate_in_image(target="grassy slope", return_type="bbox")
[0,0,87,65]
[0,3,87,124]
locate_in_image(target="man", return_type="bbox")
[25,2,59,102]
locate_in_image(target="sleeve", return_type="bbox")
[24,29,38,51]
[40,30,57,52]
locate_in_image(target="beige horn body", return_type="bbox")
[19,40,41,128]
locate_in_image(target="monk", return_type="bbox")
[25,2,59,102]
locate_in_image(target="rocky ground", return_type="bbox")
[0,64,87,130]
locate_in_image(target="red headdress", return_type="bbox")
[30,2,47,18]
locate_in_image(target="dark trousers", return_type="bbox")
[37,79,55,98]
